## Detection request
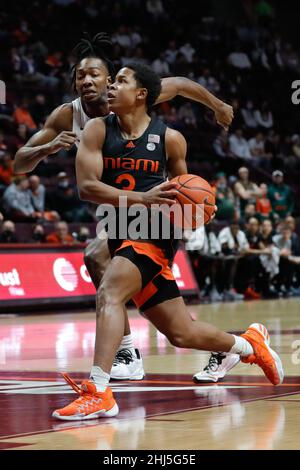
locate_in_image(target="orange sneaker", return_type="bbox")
[241,323,284,385]
[52,372,119,421]
[244,287,261,300]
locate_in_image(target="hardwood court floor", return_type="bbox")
[0,298,299,450]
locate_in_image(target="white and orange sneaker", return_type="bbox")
[52,373,119,421]
[241,323,284,385]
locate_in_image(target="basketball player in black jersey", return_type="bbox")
[52,63,283,420]
[14,33,237,383]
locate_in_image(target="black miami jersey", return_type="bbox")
[101,113,167,192]
[100,113,179,262]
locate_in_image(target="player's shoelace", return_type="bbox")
[113,348,134,366]
[204,353,225,372]
[60,373,103,409]
[61,372,82,394]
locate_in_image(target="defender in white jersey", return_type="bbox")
[14,32,236,383]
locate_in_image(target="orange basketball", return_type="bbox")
[170,174,216,229]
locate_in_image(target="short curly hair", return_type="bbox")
[124,62,162,109]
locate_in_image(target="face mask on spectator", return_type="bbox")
[218,183,226,190]
[78,233,88,242]
[33,232,44,241]
[58,180,69,188]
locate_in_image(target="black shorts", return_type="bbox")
[110,240,181,312]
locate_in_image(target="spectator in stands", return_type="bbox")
[73,226,92,243]
[164,40,178,65]
[184,224,222,302]
[236,217,262,299]
[283,216,300,293]
[0,212,3,223]
[255,0,274,20]
[0,220,18,243]
[234,167,262,217]
[13,97,37,132]
[213,130,233,158]
[241,100,258,129]
[256,183,273,220]
[130,46,149,65]
[43,51,63,89]
[162,106,181,130]
[171,51,190,76]
[177,102,197,128]
[112,25,132,49]
[254,101,274,129]
[258,218,280,298]
[227,46,252,69]
[273,225,298,296]
[46,221,74,244]
[179,43,195,63]
[245,217,262,248]
[281,43,300,72]
[197,68,220,95]
[11,124,29,152]
[0,132,8,158]
[0,153,14,193]
[291,135,300,157]
[214,172,236,221]
[289,134,300,169]
[146,0,166,20]
[30,94,48,127]
[229,129,252,160]
[248,132,272,168]
[48,172,92,222]
[218,220,248,301]
[151,52,170,77]
[261,218,275,245]
[244,203,257,221]
[230,98,244,130]
[268,170,294,220]
[30,223,46,243]
[265,131,282,159]
[2,176,42,222]
[284,215,298,237]
[13,52,46,88]
[28,175,60,222]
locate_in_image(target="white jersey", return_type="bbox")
[71,97,113,147]
[72,97,90,147]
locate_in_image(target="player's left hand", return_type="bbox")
[214,103,234,131]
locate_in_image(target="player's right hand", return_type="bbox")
[47,131,77,154]
[142,181,179,207]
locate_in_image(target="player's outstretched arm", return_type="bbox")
[14,104,77,174]
[157,77,234,131]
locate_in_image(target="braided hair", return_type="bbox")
[71,32,115,90]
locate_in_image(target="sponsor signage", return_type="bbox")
[0,247,198,303]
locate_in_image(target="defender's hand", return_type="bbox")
[214,103,234,131]
[47,131,77,154]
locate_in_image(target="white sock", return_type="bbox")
[229,335,254,356]
[118,334,136,356]
[90,365,110,392]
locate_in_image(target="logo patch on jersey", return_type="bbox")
[147,142,156,151]
[126,141,136,148]
[148,134,160,144]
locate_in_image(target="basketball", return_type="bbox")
[170,174,216,229]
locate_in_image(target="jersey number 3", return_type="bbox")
[115,174,136,191]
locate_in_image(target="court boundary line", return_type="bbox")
[0,388,299,443]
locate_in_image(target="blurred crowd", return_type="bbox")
[0,0,299,300]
